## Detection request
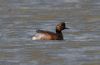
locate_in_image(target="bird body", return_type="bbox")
[32,22,69,40]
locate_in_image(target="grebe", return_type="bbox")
[32,22,69,40]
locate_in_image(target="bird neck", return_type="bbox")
[56,29,63,40]
[56,29,61,33]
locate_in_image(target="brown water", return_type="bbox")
[0,0,100,65]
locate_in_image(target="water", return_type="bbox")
[0,0,100,65]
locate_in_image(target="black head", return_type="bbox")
[56,22,69,32]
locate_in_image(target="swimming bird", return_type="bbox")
[32,22,69,40]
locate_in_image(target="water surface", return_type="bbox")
[0,0,100,65]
